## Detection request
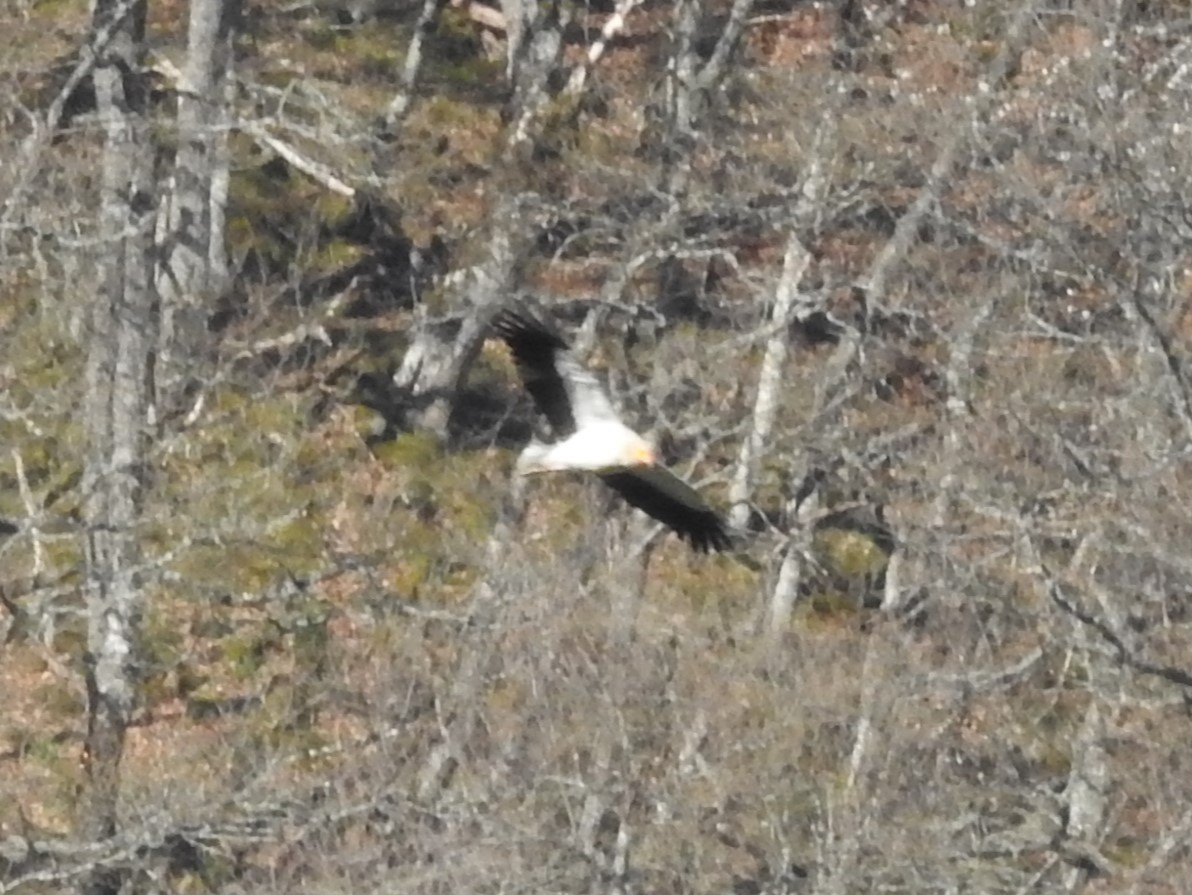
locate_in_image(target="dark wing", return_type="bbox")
[491,305,575,435]
[599,465,732,553]
[492,304,619,436]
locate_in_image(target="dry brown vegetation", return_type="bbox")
[3,0,1192,893]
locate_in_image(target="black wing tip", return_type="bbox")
[668,506,734,553]
[490,303,568,348]
[683,520,734,553]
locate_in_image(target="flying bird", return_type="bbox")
[492,304,731,553]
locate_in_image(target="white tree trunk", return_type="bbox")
[79,2,153,891]
[504,0,567,150]
[154,0,233,414]
[383,0,446,130]
[728,233,812,531]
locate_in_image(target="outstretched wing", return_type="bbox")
[491,305,620,436]
[600,465,732,553]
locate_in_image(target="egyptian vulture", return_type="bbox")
[492,304,731,553]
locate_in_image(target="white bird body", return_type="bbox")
[517,420,655,474]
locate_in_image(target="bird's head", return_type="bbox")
[627,439,658,467]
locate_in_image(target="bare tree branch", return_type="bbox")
[241,123,356,198]
[1049,580,1192,690]
[1061,700,1110,891]
[1122,277,1192,443]
[857,1,1037,304]
[383,0,449,131]
[563,0,644,96]
[0,0,142,236]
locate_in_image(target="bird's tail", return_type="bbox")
[514,441,553,475]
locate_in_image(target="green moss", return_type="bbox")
[22,731,66,764]
[0,492,22,519]
[1033,741,1071,776]
[241,394,303,435]
[14,726,85,817]
[226,158,325,271]
[301,26,339,52]
[439,56,503,87]
[209,386,252,416]
[350,406,387,440]
[431,7,485,65]
[813,527,889,578]
[798,590,860,619]
[30,0,88,22]
[372,431,441,470]
[185,693,225,722]
[166,546,229,592]
[535,93,589,155]
[291,607,329,657]
[221,629,278,680]
[421,95,484,129]
[251,679,329,753]
[42,539,83,579]
[315,191,355,224]
[344,23,403,70]
[1102,837,1149,869]
[574,122,627,165]
[441,560,478,591]
[271,514,324,558]
[448,495,491,540]
[41,462,84,516]
[50,619,87,663]
[39,679,85,722]
[391,551,433,595]
[141,609,187,704]
[465,351,513,388]
[229,548,290,594]
[310,237,363,272]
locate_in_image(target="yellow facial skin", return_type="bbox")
[631,442,657,466]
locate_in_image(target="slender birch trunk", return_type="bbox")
[154,0,234,417]
[78,0,154,892]
[728,234,812,531]
[382,0,446,132]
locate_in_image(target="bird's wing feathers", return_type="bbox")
[599,465,732,553]
[491,306,576,434]
[492,305,618,434]
[553,351,620,429]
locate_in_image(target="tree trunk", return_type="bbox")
[658,0,754,192]
[394,197,523,439]
[728,232,811,530]
[381,0,446,132]
[503,0,567,152]
[154,0,234,418]
[78,0,154,891]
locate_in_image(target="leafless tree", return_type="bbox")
[393,196,526,438]
[76,0,154,893]
[381,0,448,131]
[656,0,753,192]
[153,0,235,417]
